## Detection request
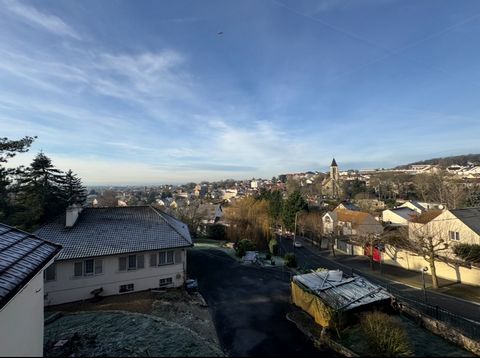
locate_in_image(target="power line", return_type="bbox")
[271,0,480,88]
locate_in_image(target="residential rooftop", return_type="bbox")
[0,223,61,310]
[35,206,193,261]
[450,207,480,235]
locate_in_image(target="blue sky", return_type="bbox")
[1,0,480,185]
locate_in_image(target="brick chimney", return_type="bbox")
[65,204,83,228]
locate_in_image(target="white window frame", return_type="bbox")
[159,277,173,287]
[119,254,144,272]
[155,250,175,266]
[449,231,460,241]
[73,259,103,278]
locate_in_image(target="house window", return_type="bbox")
[74,259,103,277]
[119,255,144,271]
[44,264,56,282]
[84,259,94,275]
[119,283,134,293]
[449,231,460,241]
[159,277,173,287]
[154,250,175,266]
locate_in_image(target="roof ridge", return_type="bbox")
[149,206,191,245]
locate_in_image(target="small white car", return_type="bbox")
[293,241,303,248]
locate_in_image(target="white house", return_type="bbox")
[382,207,417,226]
[399,200,444,214]
[35,206,193,306]
[0,223,62,357]
[322,209,383,238]
[409,207,480,257]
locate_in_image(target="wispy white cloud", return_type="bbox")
[2,0,81,39]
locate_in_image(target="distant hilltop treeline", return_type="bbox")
[395,154,480,169]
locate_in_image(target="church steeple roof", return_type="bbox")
[331,158,338,167]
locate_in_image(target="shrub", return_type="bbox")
[284,253,297,268]
[265,253,272,260]
[235,239,255,257]
[453,243,480,264]
[360,311,411,357]
[206,224,226,241]
[268,238,279,256]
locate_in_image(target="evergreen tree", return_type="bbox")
[16,152,66,229]
[59,169,87,206]
[0,136,36,223]
[282,190,308,232]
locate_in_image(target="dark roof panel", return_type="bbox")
[0,223,62,310]
[450,208,480,235]
[34,206,193,261]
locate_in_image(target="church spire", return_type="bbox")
[331,158,338,167]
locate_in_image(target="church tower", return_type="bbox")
[330,158,339,181]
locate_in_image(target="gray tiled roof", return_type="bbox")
[450,208,480,235]
[34,206,193,261]
[0,223,61,309]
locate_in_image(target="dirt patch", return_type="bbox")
[45,289,222,356]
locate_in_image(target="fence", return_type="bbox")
[280,236,480,340]
[350,267,480,340]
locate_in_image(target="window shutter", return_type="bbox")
[158,251,166,265]
[175,250,182,264]
[128,255,137,270]
[150,253,157,267]
[119,257,127,271]
[45,264,56,281]
[167,251,174,264]
[74,262,83,277]
[137,255,144,269]
[95,259,103,274]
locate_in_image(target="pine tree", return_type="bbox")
[16,152,66,229]
[0,136,36,223]
[59,169,87,206]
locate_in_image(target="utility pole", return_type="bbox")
[293,211,298,253]
[421,267,428,303]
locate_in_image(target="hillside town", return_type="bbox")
[2,1,480,357]
[2,143,480,357]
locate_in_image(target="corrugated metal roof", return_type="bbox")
[0,223,62,309]
[34,206,193,261]
[293,270,391,311]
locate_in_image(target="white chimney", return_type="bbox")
[66,204,83,228]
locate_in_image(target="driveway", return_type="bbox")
[187,248,330,357]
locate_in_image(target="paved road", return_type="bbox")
[187,248,333,357]
[279,236,480,323]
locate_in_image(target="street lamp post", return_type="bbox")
[421,266,428,303]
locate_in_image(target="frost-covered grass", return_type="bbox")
[45,311,225,357]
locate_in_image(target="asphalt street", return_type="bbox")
[187,248,334,357]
